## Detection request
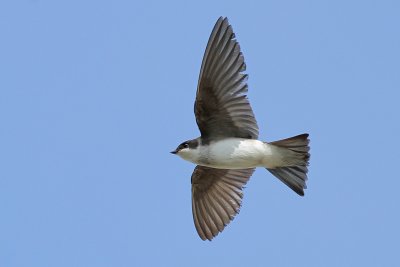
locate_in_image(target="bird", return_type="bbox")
[171,17,310,241]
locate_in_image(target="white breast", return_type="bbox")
[201,138,272,169]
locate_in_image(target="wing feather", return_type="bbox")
[191,166,255,240]
[195,17,259,141]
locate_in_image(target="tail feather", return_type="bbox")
[267,134,310,196]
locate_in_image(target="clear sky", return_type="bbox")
[1,1,399,266]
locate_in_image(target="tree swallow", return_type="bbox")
[171,17,310,241]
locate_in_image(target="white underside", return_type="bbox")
[177,138,287,169]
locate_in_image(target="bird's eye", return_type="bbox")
[183,143,189,148]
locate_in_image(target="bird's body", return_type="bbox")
[179,138,285,169]
[171,17,311,241]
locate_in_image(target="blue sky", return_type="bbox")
[1,0,399,266]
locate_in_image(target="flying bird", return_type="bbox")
[171,17,310,241]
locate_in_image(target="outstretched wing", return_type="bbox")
[195,17,259,141]
[191,165,255,240]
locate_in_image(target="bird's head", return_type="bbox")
[171,138,200,161]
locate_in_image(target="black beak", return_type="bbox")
[170,150,178,154]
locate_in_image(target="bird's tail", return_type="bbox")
[266,134,310,196]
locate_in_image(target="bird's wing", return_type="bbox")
[191,165,255,240]
[195,17,259,141]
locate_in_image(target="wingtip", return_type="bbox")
[216,16,230,26]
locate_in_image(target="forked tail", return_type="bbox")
[267,134,310,196]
